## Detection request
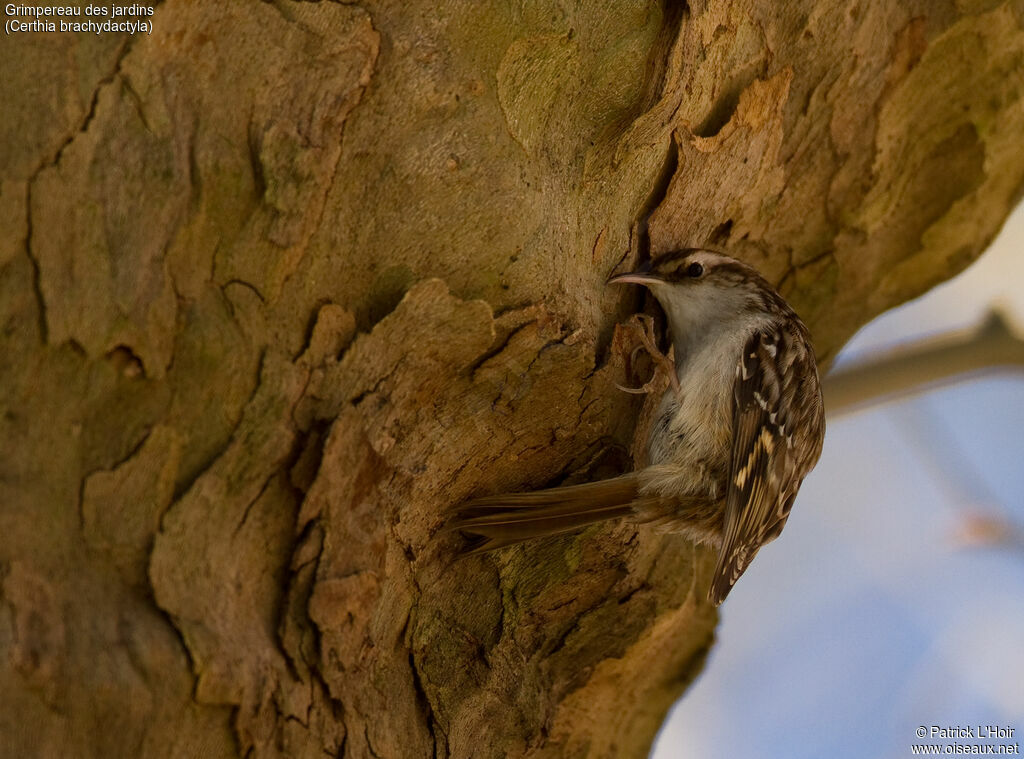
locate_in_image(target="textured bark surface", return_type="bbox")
[2,2,1023,758]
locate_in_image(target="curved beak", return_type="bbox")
[606,260,661,287]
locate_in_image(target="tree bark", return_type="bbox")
[1,2,1023,757]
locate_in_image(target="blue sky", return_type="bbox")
[653,204,1024,759]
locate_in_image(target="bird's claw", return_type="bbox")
[617,314,682,399]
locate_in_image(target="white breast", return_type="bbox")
[648,339,735,465]
[644,315,768,497]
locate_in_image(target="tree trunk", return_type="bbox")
[2,2,1022,757]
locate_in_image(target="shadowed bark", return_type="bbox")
[2,2,1023,757]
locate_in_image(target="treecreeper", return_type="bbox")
[447,249,826,604]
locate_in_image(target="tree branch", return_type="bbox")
[822,310,1024,417]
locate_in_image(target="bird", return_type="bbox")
[447,249,825,605]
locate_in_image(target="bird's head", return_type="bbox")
[608,249,782,338]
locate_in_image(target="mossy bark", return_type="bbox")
[2,2,1023,758]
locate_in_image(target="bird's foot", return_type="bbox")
[615,313,681,398]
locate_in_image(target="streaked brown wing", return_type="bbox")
[708,327,797,605]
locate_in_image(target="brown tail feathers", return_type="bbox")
[447,475,738,606]
[446,473,641,553]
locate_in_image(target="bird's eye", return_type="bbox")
[687,262,704,278]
